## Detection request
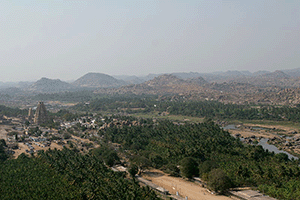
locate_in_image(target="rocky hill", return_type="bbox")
[73,73,126,88]
[186,77,208,86]
[27,78,77,93]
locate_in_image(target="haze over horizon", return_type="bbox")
[1,0,300,82]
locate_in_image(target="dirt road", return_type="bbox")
[142,170,232,200]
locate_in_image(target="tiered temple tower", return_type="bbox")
[34,102,48,125]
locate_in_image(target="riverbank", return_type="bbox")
[225,123,300,159]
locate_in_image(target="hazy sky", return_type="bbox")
[1,0,300,82]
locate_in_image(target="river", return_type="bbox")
[258,138,298,160]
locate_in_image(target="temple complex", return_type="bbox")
[33,102,48,125]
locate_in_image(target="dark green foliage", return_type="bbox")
[63,132,72,139]
[0,139,7,147]
[0,148,160,200]
[130,156,152,174]
[0,153,80,199]
[207,169,232,194]
[162,164,180,177]
[180,157,199,178]
[52,109,83,121]
[0,139,8,162]
[259,180,300,200]
[149,154,166,169]
[0,105,27,117]
[199,160,218,180]
[104,151,120,167]
[275,153,289,162]
[90,145,120,167]
[164,100,300,121]
[128,164,139,178]
[25,120,30,126]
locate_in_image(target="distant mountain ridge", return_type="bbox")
[1,68,300,94]
[2,69,300,105]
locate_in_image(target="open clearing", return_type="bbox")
[142,169,233,200]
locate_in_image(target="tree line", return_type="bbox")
[73,96,300,122]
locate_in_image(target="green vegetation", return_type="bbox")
[207,169,232,194]
[179,157,199,179]
[72,96,300,123]
[90,145,120,167]
[99,118,300,199]
[30,90,99,102]
[0,154,79,200]
[0,139,8,162]
[128,164,139,178]
[0,148,160,200]
[161,101,300,122]
[0,105,27,117]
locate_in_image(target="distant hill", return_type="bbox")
[252,70,270,76]
[73,73,126,88]
[27,77,77,93]
[186,77,208,86]
[282,68,300,77]
[112,75,145,84]
[259,70,290,79]
[0,87,24,96]
[145,74,186,86]
[172,72,204,79]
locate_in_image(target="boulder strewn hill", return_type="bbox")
[27,78,77,93]
[73,73,126,88]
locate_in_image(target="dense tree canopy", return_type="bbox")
[180,157,199,179]
[0,148,160,200]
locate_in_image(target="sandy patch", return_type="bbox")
[228,123,299,139]
[229,129,275,139]
[13,141,64,158]
[142,170,232,200]
[0,125,11,140]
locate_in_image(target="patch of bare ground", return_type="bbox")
[13,142,64,158]
[243,123,298,133]
[229,129,275,139]
[142,169,233,200]
[229,123,298,139]
[0,125,11,140]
